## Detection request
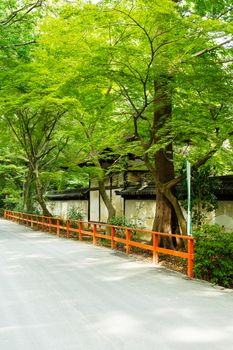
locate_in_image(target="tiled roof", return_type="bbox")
[116,176,233,200]
[46,189,89,201]
[116,185,156,199]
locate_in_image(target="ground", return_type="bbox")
[1,219,233,350]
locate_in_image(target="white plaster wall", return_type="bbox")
[47,197,233,232]
[125,199,156,229]
[67,200,88,220]
[99,190,124,222]
[212,201,233,232]
[47,200,88,220]
[90,191,99,221]
[112,190,124,217]
[100,190,110,222]
[91,188,124,223]
[47,201,67,218]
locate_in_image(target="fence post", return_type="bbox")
[126,228,131,255]
[42,216,45,231]
[49,218,52,233]
[188,238,194,278]
[79,221,83,241]
[111,227,115,249]
[57,219,60,236]
[66,220,70,239]
[153,233,159,265]
[93,224,97,245]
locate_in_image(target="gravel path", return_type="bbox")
[0,219,233,350]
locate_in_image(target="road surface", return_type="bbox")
[0,219,233,350]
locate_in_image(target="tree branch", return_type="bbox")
[0,41,36,49]
[216,6,233,19]
[192,39,232,57]
[165,149,218,189]
[1,0,44,27]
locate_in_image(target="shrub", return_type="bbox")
[108,215,137,228]
[193,225,233,288]
[67,206,84,221]
[107,216,143,239]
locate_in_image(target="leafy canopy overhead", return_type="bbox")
[0,0,232,217]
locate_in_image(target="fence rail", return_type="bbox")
[4,210,195,278]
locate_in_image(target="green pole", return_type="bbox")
[186,160,192,236]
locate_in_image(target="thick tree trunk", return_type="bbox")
[151,78,186,244]
[152,146,178,248]
[153,190,174,248]
[98,178,116,222]
[163,186,187,234]
[152,78,177,238]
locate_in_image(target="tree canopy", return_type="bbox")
[0,0,232,232]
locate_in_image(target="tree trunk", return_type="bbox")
[152,146,178,248]
[34,167,52,217]
[23,166,34,213]
[151,78,186,244]
[163,186,187,234]
[98,178,116,222]
[152,78,177,237]
[153,190,174,247]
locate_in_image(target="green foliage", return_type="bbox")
[187,0,233,20]
[67,206,84,221]
[108,215,138,238]
[3,193,22,210]
[108,215,137,228]
[0,151,25,210]
[0,0,232,229]
[0,0,45,67]
[194,225,233,288]
[178,165,221,226]
[40,170,89,192]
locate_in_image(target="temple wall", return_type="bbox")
[46,198,233,232]
[209,201,233,232]
[124,199,156,230]
[47,200,88,220]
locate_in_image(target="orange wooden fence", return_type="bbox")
[4,210,195,278]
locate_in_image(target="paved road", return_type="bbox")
[0,219,233,350]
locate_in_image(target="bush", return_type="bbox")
[108,216,137,228]
[193,225,233,288]
[108,216,138,238]
[67,206,84,221]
